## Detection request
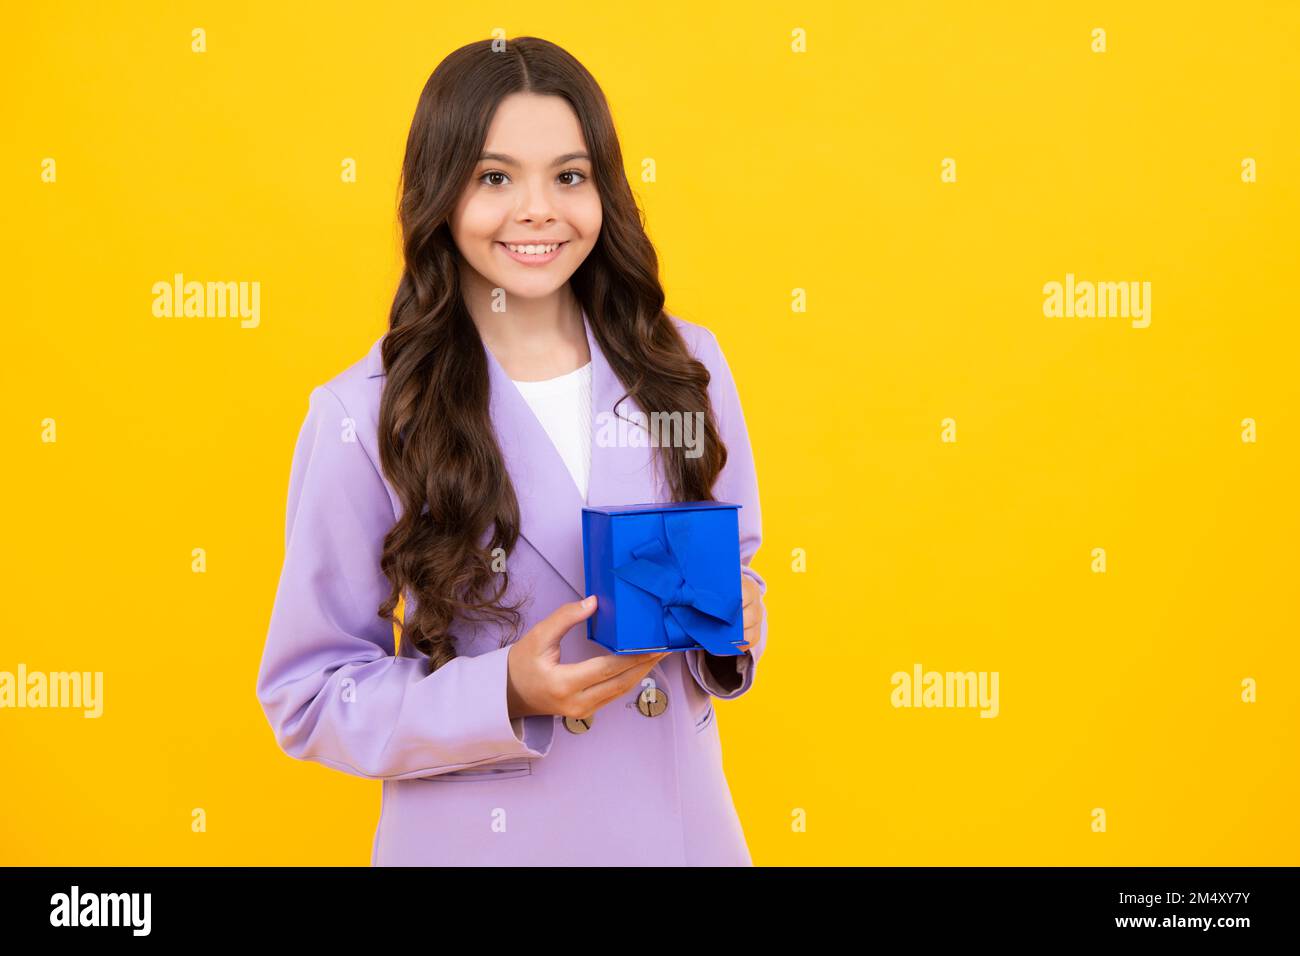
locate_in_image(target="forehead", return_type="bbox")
[480,93,588,161]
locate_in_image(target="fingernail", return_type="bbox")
[582,595,595,609]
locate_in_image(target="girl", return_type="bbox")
[256,36,768,866]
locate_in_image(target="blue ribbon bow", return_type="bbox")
[612,512,743,656]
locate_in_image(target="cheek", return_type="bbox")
[574,204,603,247]
[454,194,506,243]
[569,194,603,241]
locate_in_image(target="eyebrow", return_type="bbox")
[478,151,591,166]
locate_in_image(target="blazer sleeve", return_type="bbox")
[683,328,768,701]
[256,384,555,780]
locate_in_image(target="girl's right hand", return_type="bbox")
[506,595,670,721]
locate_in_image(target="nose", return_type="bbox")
[516,176,558,223]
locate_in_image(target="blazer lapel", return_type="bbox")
[483,306,661,599]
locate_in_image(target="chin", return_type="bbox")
[499,276,569,299]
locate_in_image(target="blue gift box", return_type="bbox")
[581,501,746,656]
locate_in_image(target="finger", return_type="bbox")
[530,596,598,648]
[574,652,670,713]
[561,648,667,690]
[743,601,761,630]
[741,576,758,607]
[580,651,670,701]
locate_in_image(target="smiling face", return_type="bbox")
[450,92,602,302]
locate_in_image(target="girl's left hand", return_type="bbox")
[740,574,763,652]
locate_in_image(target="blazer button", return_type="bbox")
[636,685,669,717]
[563,715,594,734]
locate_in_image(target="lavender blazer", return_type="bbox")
[256,309,768,865]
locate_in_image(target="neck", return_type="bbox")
[461,275,591,381]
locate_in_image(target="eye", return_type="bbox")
[478,169,588,188]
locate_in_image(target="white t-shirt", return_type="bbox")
[511,361,593,501]
[508,360,593,740]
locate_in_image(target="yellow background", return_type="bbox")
[3,1,1296,865]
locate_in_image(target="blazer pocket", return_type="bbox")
[418,757,534,783]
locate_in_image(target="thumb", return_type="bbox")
[532,595,598,647]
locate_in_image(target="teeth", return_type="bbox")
[504,242,561,255]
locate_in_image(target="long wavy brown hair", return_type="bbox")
[375,36,728,673]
